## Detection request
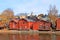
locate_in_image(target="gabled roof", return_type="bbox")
[10,18,19,23]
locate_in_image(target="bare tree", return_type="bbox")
[48,5,58,30]
[48,5,58,16]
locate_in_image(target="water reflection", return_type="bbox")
[56,35,60,40]
[9,33,40,40]
[39,34,51,40]
[0,33,60,40]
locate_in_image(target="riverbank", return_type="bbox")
[0,29,60,35]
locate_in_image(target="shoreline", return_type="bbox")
[0,29,60,35]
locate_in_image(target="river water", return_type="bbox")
[0,33,60,40]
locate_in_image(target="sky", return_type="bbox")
[0,0,60,15]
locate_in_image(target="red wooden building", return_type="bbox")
[9,18,51,31]
[33,20,51,31]
[18,19,29,30]
[33,21,44,30]
[9,18,19,30]
[44,21,51,30]
[56,18,60,30]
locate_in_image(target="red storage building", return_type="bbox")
[33,21,45,30]
[18,19,29,30]
[33,20,51,31]
[44,22,51,30]
[38,21,45,30]
[9,18,51,31]
[9,19,19,30]
[56,18,60,30]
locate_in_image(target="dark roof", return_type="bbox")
[27,16,39,21]
[19,19,28,22]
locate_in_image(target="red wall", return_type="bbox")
[9,21,19,30]
[9,19,51,31]
[56,18,60,30]
[18,19,29,30]
[44,22,51,30]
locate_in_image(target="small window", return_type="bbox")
[23,22,26,24]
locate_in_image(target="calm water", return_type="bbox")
[0,33,60,40]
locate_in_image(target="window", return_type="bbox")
[23,22,25,24]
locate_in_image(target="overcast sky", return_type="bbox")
[0,0,60,15]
